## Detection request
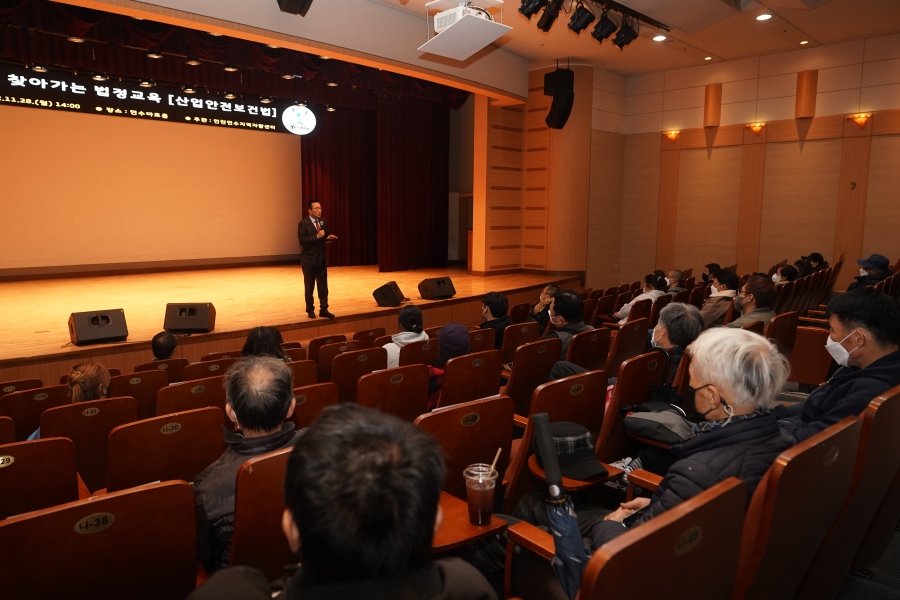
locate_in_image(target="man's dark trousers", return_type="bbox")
[303,265,328,313]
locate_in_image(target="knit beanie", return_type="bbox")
[438,323,471,359]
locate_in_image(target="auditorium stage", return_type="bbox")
[0,264,581,384]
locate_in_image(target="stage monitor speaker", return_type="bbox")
[418,277,457,300]
[68,309,129,346]
[373,282,406,308]
[277,0,313,16]
[164,303,217,333]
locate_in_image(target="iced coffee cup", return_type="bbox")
[463,463,498,526]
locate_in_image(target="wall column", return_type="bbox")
[471,94,489,273]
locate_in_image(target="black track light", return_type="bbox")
[613,19,638,49]
[519,0,548,20]
[537,0,563,32]
[568,4,595,34]
[591,12,617,43]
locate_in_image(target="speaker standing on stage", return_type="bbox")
[298,199,337,319]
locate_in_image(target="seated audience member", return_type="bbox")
[802,252,829,272]
[725,275,778,329]
[650,302,704,382]
[427,324,471,410]
[699,270,739,329]
[591,328,794,546]
[528,284,558,333]
[27,361,110,440]
[774,288,900,442]
[666,269,686,295]
[193,357,300,575]
[242,326,288,362]
[847,253,892,292]
[794,259,812,278]
[615,274,667,324]
[544,289,594,360]
[479,292,513,350]
[151,331,177,361]
[701,262,721,284]
[772,264,798,285]
[383,305,429,369]
[189,404,497,600]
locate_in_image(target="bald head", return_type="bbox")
[224,356,294,433]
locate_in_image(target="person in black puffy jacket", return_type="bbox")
[591,327,795,547]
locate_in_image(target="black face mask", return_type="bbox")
[687,383,714,423]
[701,273,709,283]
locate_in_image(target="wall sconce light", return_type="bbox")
[747,122,766,136]
[665,130,680,142]
[848,113,871,129]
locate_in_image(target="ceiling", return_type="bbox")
[371,0,900,75]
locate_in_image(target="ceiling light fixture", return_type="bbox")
[260,97,273,104]
[186,58,201,66]
[224,91,236,99]
[30,64,47,73]
[92,73,108,81]
[67,36,85,43]
[705,56,712,61]
[747,122,766,135]
[568,3,595,34]
[756,14,772,21]
[537,0,563,32]
[318,55,331,60]
[800,40,808,45]
[207,31,223,36]
[612,19,638,49]
[266,44,280,49]
[147,51,163,59]
[282,74,294,79]
[139,79,155,88]
[224,65,239,72]
[591,12,617,43]
[665,130,679,142]
[326,105,336,112]
[519,0,548,20]
[849,113,871,129]
[183,85,196,94]
[653,34,666,42]
[326,81,338,87]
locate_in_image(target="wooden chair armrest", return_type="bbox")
[513,414,529,429]
[798,317,828,327]
[806,310,826,317]
[628,469,663,492]
[506,521,555,561]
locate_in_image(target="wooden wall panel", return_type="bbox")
[758,140,842,274]
[736,143,767,275]
[833,136,873,290]
[586,130,625,290]
[861,135,900,272]
[655,150,680,271]
[471,94,489,272]
[620,133,662,283]
[767,115,844,143]
[674,146,743,275]
[483,102,525,272]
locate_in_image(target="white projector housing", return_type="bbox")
[418,0,511,62]
[434,6,491,33]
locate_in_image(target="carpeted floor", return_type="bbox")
[837,530,900,600]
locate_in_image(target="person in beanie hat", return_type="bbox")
[801,252,829,272]
[427,324,471,410]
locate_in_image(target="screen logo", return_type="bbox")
[282,104,316,135]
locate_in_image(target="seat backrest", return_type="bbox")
[106,407,227,493]
[0,416,13,445]
[500,322,541,363]
[469,328,496,353]
[424,325,443,339]
[331,347,388,403]
[721,300,737,325]
[764,311,799,358]
[673,289,689,303]
[506,338,563,416]
[357,365,430,422]
[732,417,861,600]
[415,396,514,500]
[581,478,747,600]
[307,334,347,362]
[229,446,296,581]
[788,327,834,385]
[853,467,900,572]
[648,294,672,328]
[0,437,79,519]
[630,281,641,291]
[134,358,189,384]
[438,350,503,409]
[109,370,168,421]
[627,298,652,323]
[373,334,392,348]
[290,383,339,429]
[684,275,696,290]
[775,280,794,314]
[582,298,597,325]
[317,340,364,383]
[616,283,630,295]
[41,397,139,493]
[156,375,226,417]
[57,368,120,385]
[672,350,693,410]
[688,286,705,309]
[281,341,303,350]
[283,347,308,362]
[741,321,765,335]
[201,349,242,361]
[589,289,605,301]
[0,378,42,400]
[398,337,440,367]
[605,317,650,377]
[353,327,387,349]
[287,359,317,388]
[591,295,615,326]
[510,302,531,324]
[0,481,196,600]
[796,385,900,600]
[612,291,632,315]
[566,328,611,372]
[597,350,667,463]
[0,384,70,441]
[183,358,238,382]
[503,371,609,513]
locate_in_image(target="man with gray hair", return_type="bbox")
[193,356,301,575]
[650,302,703,382]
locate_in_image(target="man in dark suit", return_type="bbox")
[298,199,337,319]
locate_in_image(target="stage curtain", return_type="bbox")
[301,107,378,267]
[376,96,450,272]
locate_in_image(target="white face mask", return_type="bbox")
[772,274,782,283]
[665,277,675,286]
[651,326,662,347]
[860,268,869,277]
[710,285,719,294]
[825,329,861,368]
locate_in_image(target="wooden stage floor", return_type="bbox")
[0,264,580,382]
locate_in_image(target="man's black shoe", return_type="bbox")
[320,310,336,319]
[307,311,316,319]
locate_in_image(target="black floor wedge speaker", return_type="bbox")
[164,303,217,333]
[418,277,456,300]
[373,282,406,307]
[68,309,129,346]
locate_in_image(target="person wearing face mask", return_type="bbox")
[773,288,900,442]
[665,269,686,296]
[802,252,829,273]
[724,275,778,329]
[590,328,794,546]
[701,263,721,285]
[649,302,704,382]
[478,292,513,351]
[542,289,594,361]
[772,264,798,286]
[615,274,667,324]
[699,270,739,329]
[846,253,892,292]
[527,284,558,333]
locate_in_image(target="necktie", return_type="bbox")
[314,219,320,232]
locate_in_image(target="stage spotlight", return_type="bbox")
[613,20,638,49]
[186,58,201,66]
[519,0,548,20]
[67,36,84,43]
[568,4,595,34]
[326,81,338,87]
[147,51,163,59]
[207,31,224,36]
[591,12,617,43]
[266,44,280,48]
[224,91,237,99]
[756,13,772,20]
[537,0,562,31]
[260,97,273,103]
[282,73,294,79]
[30,64,48,73]
[183,85,196,94]
[318,55,331,60]
[224,65,239,72]
[326,105,336,112]
[92,72,108,81]
[139,79,155,88]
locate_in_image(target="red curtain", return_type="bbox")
[301,108,377,267]
[376,97,450,272]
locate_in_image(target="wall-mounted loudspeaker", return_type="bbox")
[277,0,314,16]
[418,277,457,300]
[544,67,575,129]
[164,303,217,333]
[68,309,129,346]
[373,282,407,307]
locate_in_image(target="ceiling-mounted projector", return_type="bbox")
[418,0,511,62]
[434,5,492,33]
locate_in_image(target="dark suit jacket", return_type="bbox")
[297,217,329,268]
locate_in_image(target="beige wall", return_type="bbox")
[0,105,304,274]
